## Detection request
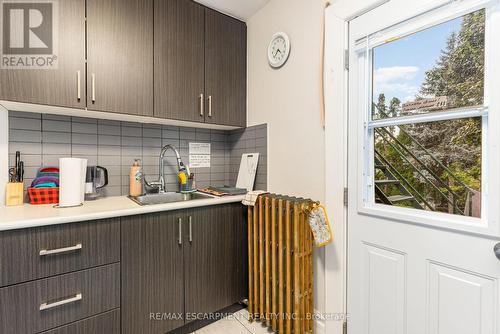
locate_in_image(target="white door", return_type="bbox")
[347,0,500,333]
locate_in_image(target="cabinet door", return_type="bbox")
[205,9,247,127]
[0,0,85,108]
[40,310,120,334]
[121,212,184,334]
[231,204,249,303]
[184,204,247,322]
[154,0,205,122]
[86,0,153,116]
[0,264,120,333]
[0,218,120,287]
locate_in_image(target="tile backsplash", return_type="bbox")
[227,125,267,191]
[8,111,267,198]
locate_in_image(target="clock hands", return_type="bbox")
[268,33,289,68]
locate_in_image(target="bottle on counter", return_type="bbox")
[189,173,196,190]
[129,159,143,197]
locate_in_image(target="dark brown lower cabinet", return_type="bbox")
[121,211,185,334]
[0,203,246,334]
[0,218,120,288]
[121,204,247,334]
[232,203,249,303]
[0,264,120,334]
[40,309,120,334]
[184,204,248,324]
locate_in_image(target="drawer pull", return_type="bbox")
[39,293,83,311]
[39,243,83,256]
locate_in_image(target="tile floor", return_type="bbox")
[194,308,271,334]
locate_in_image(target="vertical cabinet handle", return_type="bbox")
[199,94,204,116]
[178,218,182,245]
[208,95,212,117]
[189,216,192,243]
[76,71,81,101]
[91,74,96,103]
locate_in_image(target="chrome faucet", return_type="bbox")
[146,144,190,193]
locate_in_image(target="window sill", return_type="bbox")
[356,202,499,237]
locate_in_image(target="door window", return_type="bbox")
[368,10,485,218]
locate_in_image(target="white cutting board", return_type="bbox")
[236,153,260,191]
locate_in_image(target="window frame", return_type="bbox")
[352,0,500,236]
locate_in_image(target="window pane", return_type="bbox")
[373,117,481,217]
[372,9,485,120]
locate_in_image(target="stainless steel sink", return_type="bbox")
[129,192,213,206]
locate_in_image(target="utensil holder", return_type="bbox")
[6,182,24,206]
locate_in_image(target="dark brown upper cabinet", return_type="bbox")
[0,0,245,127]
[86,0,153,116]
[154,1,247,127]
[205,9,247,127]
[0,0,86,109]
[154,0,205,122]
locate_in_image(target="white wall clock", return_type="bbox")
[268,32,291,68]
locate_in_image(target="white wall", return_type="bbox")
[247,1,386,333]
[247,0,328,329]
[247,1,326,201]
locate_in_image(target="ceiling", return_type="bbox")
[194,0,270,20]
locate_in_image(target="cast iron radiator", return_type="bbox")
[247,194,315,334]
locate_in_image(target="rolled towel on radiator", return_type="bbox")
[242,190,269,206]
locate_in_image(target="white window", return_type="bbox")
[352,0,500,231]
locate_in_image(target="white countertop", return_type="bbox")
[0,194,245,232]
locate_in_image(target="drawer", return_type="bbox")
[0,263,120,334]
[0,218,120,287]
[40,309,120,334]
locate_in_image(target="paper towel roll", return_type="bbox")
[59,158,88,207]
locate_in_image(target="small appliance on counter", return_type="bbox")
[85,166,109,200]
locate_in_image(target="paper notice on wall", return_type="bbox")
[189,154,211,168]
[189,143,211,168]
[189,142,211,155]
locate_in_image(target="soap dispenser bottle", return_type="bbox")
[129,159,143,197]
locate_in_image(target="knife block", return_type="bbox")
[6,182,24,206]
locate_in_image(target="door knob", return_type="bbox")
[495,243,500,260]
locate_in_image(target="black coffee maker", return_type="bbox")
[85,166,109,200]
